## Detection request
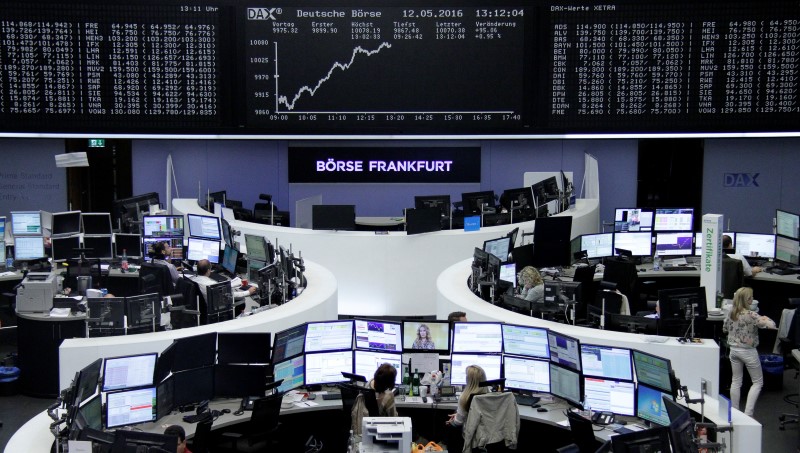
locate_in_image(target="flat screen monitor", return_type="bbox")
[143,237,183,261]
[414,195,450,218]
[611,426,671,453]
[584,377,635,416]
[186,237,220,264]
[221,245,239,275]
[207,190,227,209]
[402,320,450,354]
[483,236,511,261]
[156,377,174,421]
[776,209,800,239]
[173,366,214,406]
[735,232,775,259]
[549,363,582,407]
[312,205,356,230]
[658,287,708,321]
[0,216,5,238]
[274,356,305,393]
[102,353,157,392]
[305,320,353,353]
[114,233,142,259]
[142,215,184,238]
[304,350,354,386]
[775,235,800,266]
[544,281,581,305]
[14,236,45,260]
[500,187,535,213]
[217,332,271,364]
[653,208,694,232]
[499,263,516,287]
[206,280,233,314]
[187,214,221,240]
[614,208,654,232]
[81,213,112,235]
[633,350,673,393]
[636,384,673,426]
[612,232,653,257]
[125,293,161,330]
[273,324,307,362]
[75,359,103,405]
[354,350,402,386]
[244,234,271,263]
[0,242,4,265]
[87,297,125,330]
[406,207,442,235]
[452,322,503,353]
[504,356,550,393]
[354,319,402,352]
[697,231,737,256]
[461,190,495,217]
[214,365,267,399]
[155,343,175,384]
[655,232,694,256]
[83,236,113,260]
[172,332,217,372]
[220,218,234,248]
[547,331,581,372]
[502,324,549,359]
[580,344,633,381]
[74,394,103,432]
[449,353,502,386]
[52,211,82,236]
[532,177,560,207]
[11,211,42,235]
[532,216,573,267]
[105,386,157,429]
[51,235,81,262]
[581,233,614,259]
[112,192,159,233]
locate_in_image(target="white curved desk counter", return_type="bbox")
[173,198,599,317]
[56,261,337,391]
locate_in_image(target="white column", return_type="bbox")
[700,214,723,311]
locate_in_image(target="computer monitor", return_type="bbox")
[273,324,307,362]
[532,216,573,267]
[354,319,402,352]
[14,236,45,260]
[775,235,800,266]
[0,216,5,238]
[549,363,582,408]
[452,322,503,353]
[311,205,356,230]
[502,324,549,359]
[274,355,305,393]
[244,234,272,263]
[172,332,217,372]
[472,247,489,271]
[354,350,402,386]
[187,213,221,240]
[206,280,233,315]
[142,215,184,238]
[155,343,175,384]
[221,245,239,275]
[156,376,174,421]
[658,286,708,321]
[217,332,271,364]
[83,236,114,260]
[112,192,160,233]
[414,195,450,219]
[483,236,512,261]
[610,426,671,453]
[173,366,214,406]
[544,281,581,305]
[406,208,443,235]
[653,208,694,231]
[499,263,516,287]
[500,186,535,214]
[633,350,673,393]
[402,320,450,354]
[87,297,125,332]
[697,231,736,256]
[74,394,103,433]
[305,320,353,353]
[81,213,112,235]
[580,344,633,381]
[11,211,42,235]
[143,237,183,261]
[125,293,161,331]
[547,331,581,372]
[504,356,550,393]
[636,384,673,426]
[304,350,354,386]
[449,353,502,385]
[114,233,142,259]
[581,233,614,259]
[461,190,495,217]
[733,232,775,258]
[75,358,103,405]
[0,242,5,266]
[52,211,82,236]
[102,353,158,392]
[532,177,560,207]
[655,232,694,256]
[206,190,227,210]
[51,235,82,262]
[105,386,158,429]
[584,377,635,416]
[664,398,695,453]
[186,237,221,264]
[214,365,268,399]
[777,209,800,240]
[614,208,654,232]
[612,232,653,257]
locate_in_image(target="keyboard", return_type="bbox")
[437,396,458,403]
[209,272,229,282]
[662,266,697,272]
[322,393,342,400]
[513,394,541,406]
[182,412,212,423]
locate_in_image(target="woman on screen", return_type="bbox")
[724,287,776,416]
[411,324,436,350]
[447,365,487,428]
[518,266,544,304]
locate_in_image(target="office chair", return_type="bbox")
[463,392,519,452]
[138,262,173,298]
[602,257,638,311]
[778,298,800,430]
[721,256,744,299]
[341,383,380,437]
[170,277,201,329]
[566,410,597,453]
[216,392,283,452]
[189,416,213,453]
[557,445,581,453]
[572,264,597,320]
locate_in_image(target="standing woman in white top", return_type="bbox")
[723,287,776,416]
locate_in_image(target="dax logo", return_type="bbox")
[247,7,281,20]
[723,172,760,188]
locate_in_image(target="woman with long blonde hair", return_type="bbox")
[518,266,544,303]
[723,287,776,416]
[447,365,488,427]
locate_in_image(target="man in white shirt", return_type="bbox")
[191,259,256,301]
[724,235,763,277]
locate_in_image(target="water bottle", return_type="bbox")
[411,368,421,397]
[121,249,129,273]
[652,253,661,271]
[403,367,411,396]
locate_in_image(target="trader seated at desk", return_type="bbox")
[517,266,544,304]
[191,259,257,300]
[723,234,763,277]
[151,241,182,284]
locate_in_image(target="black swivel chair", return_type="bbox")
[721,255,744,299]
[170,277,201,329]
[573,264,598,319]
[189,416,213,453]
[138,262,173,298]
[779,298,800,430]
[557,445,581,453]
[602,257,639,312]
[217,392,283,452]
[566,410,598,453]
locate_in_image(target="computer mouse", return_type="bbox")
[639,268,646,272]
[618,420,627,425]
[221,408,231,414]
[537,407,548,412]
[422,397,428,403]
